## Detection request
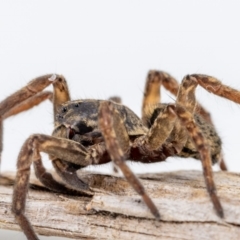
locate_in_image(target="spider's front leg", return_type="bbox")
[0,74,67,167]
[98,101,160,219]
[0,74,59,118]
[12,134,96,240]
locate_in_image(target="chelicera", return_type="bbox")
[1,71,240,240]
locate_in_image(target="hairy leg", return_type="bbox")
[189,74,240,171]
[12,133,97,239]
[142,105,176,150]
[108,96,122,104]
[141,76,198,152]
[142,70,213,124]
[33,159,92,196]
[142,70,227,170]
[0,74,55,170]
[51,159,94,194]
[0,74,56,116]
[52,76,71,121]
[142,71,162,125]
[176,75,198,112]
[174,104,223,218]
[191,74,240,104]
[0,74,72,171]
[160,71,213,124]
[99,101,160,219]
[164,76,199,153]
[2,91,52,119]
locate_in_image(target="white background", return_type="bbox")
[1,1,240,239]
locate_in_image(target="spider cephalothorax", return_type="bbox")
[0,71,240,240]
[56,99,147,139]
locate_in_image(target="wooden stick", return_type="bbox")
[0,170,239,239]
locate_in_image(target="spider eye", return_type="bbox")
[62,107,67,113]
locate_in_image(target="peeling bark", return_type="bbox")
[0,170,239,239]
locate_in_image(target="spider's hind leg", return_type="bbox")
[189,74,238,170]
[191,74,240,104]
[172,75,224,217]
[142,70,227,170]
[174,104,224,218]
[142,70,214,124]
[176,76,223,165]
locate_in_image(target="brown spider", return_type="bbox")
[0,71,240,240]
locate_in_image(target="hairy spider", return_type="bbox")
[0,71,240,240]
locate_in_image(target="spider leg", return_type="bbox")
[52,76,71,121]
[140,77,224,216]
[51,159,95,194]
[162,75,199,153]
[191,74,240,104]
[99,101,160,219]
[1,91,53,167]
[33,159,92,196]
[12,133,98,239]
[188,74,240,171]
[160,71,213,124]
[108,96,122,104]
[219,160,227,171]
[175,76,224,167]
[176,75,198,112]
[174,104,223,218]
[50,124,110,191]
[0,74,58,117]
[2,91,52,119]
[12,134,96,239]
[142,70,213,124]
[142,70,227,170]
[0,74,70,169]
[143,105,177,150]
[108,96,126,173]
[141,75,198,152]
[0,74,54,167]
[142,70,162,125]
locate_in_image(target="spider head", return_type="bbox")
[55,100,103,145]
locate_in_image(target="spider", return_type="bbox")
[0,71,239,240]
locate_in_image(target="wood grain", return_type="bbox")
[0,170,239,239]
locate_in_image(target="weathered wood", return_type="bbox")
[0,170,239,239]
